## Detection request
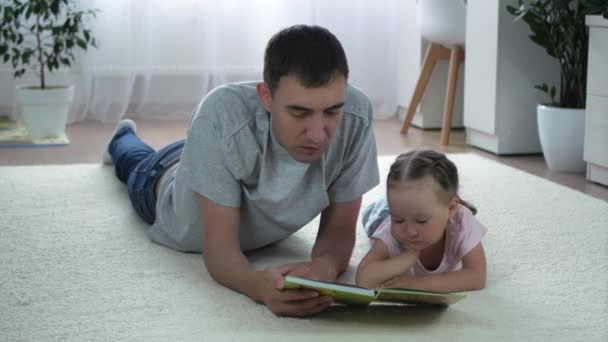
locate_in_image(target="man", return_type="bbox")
[104,25,379,316]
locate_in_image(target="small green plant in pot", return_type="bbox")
[506,0,605,173]
[0,0,98,139]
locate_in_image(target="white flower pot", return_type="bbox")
[15,85,74,139]
[537,104,586,173]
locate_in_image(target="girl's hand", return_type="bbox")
[381,274,421,289]
[398,249,421,258]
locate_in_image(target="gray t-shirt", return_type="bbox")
[148,81,380,252]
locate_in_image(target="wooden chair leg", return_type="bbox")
[440,45,464,146]
[400,43,444,135]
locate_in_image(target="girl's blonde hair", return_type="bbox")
[387,149,477,215]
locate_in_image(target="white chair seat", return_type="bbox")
[401,0,467,145]
[418,0,466,46]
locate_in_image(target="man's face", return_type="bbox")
[257,74,346,163]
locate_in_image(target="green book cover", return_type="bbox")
[283,276,466,307]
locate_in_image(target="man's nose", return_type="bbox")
[305,114,326,144]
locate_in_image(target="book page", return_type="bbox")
[375,288,466,306]
[283,276,375,306]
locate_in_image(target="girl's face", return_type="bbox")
[387,177,458,251]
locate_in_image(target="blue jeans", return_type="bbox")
[361,197,390,237]
[109,126,185,224]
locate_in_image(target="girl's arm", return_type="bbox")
[355,240,420,289]
[381,242,486,292]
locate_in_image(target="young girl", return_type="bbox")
[355,150,487,293]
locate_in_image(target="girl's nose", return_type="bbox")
[405,226,419,238]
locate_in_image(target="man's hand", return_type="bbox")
[254,266,333,317]
[276,257,338,282]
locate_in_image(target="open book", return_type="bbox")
[283,276,465,307]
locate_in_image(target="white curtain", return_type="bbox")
[1,0,402,123]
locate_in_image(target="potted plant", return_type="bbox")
[0,0,98,139]
[507,0,606,173]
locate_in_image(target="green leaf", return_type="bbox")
[14,68,26,78]
[50,0,60,15]
[513,9,528,23]
[506,5,517,15]
[4,7,14,21]
[21,52,29,64]
[76,39,86,49]
[534,83,549,94]
[39,2,49,14]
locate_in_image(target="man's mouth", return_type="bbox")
[300,145,323,154]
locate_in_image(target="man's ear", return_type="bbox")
[256,82,273,112]
[448,196,459,218]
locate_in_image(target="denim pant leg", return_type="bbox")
[109,127,156,184]
[361,197,390,237]
[126,140,186,224]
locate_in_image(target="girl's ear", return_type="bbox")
[256,82,273,112]
[448,196,459,218]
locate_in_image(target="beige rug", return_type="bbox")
[1,154,607,341]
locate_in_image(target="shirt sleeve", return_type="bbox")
[178,116,242,208]
[454,207,488,258]
[328,100,380,203]
[371,216,403,257]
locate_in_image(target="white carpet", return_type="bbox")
[1,154,607,341]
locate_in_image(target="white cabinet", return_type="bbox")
[463,0,560,154]
[584,16,608,186]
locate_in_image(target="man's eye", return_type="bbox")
[291,111,308,117]
[325,110,339,116]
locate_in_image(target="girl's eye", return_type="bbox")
[416,220,428,224]
[393,219,405,224]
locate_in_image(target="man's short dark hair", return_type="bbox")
[263,25,349,94]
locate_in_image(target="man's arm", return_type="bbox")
[197,193,333,316]
[282,197,362,281]
[312,197,362,279]
[198,193,257,298]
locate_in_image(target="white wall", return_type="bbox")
[396,1,421,117]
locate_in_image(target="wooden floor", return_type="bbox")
[1,117,606,201]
